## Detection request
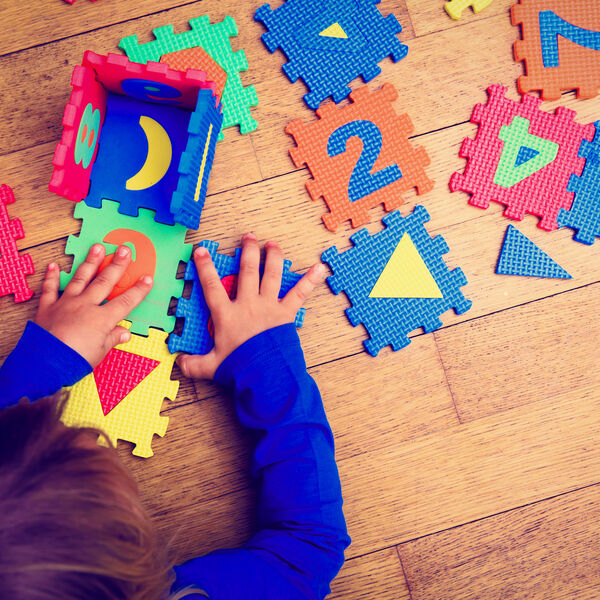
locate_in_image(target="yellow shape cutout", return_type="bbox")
[61,322,179,458]
[126,116,173,191]
[194,122,215,202]
[319,23,348,38]
[444,0,494,20]
[369,233,443,299]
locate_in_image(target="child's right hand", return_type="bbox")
[177,233,325,380]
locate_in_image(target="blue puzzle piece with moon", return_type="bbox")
[322,205,472,356]
[255,0,408,109]
[168,240,306,355]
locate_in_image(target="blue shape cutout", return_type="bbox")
[328,120,402,203]
[516,146,540,168]
[168,241,305,355]
[255,0,408,109]
[496,225,572,279]
[539,10,600,69]
[321,205,471,356]
[558,121,600,245]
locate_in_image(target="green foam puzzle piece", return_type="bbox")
[119,15,259,141]
[60,199,192,336]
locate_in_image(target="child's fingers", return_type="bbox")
[104,325,132,353]
[237,233,260,300]
[38,263,60,310]
[260,241,284,298]
[194,246,229,315]
[177,353,219,380]
[282,263,326,314]
[63,244,105,296]
[84,245,132,304]
[103,275,153,322]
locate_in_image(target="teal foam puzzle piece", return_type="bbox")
[119,15,258,140]
[60,199,193,335]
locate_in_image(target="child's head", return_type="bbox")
[0,393,175,599]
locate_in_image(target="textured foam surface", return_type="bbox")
[445,0,495,20]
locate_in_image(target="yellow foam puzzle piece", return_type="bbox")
[369,233,443,299]
[319,23,348,39]
[444,0,494,20]
[61,322,179,458]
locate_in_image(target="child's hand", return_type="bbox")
[177,233,325,380]
[35,244,153,368]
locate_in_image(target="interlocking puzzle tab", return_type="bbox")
[60,199,192,335]
[512,0,600,100]
[287,84,433,231]
[49,51,222,230]
[255,0,408,109]
[322,205,471,356]
[61,322,179,458]
[168,241,305,355]
[119,15,258,139]
[450,84,594,231]
[558,121,600,244]
[0,185,34,303]
[445,0,495,20]
[496,224,571,278]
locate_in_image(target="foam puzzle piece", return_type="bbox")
[0,185,34,303]
[558,121,600,244]
[255,0,408,109]
[61,322,179,458]
[512,0,600,100]
[168,241,306,355]
[450,84,594,231]
[60,199,192,335]
[496,224,571,278]
[119,15,258,139]
[321,205,471,356]
[445,0,494,20]
[287,83,433,231]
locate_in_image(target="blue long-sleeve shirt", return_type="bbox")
[0,322,350,599]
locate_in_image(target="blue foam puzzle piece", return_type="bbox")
[321,205,471,356]
[496,225,572,279]
[255,0,408,109]
[558,121,600,245]
[168,241,306,355]
[516,145,539,167]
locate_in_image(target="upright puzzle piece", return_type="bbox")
[287,84,433,231]
[322,205,471,356]
[0,185,34,303]
[558,121,600,244]
[512,0,600,100]
[61,322,179,458]
[168,241,305,355]
[119,15,258,139]
[255,0,408,109]
[496,224,571,278]
[445,0,495,20]
[450,84,594,231]
[60,199,192,335]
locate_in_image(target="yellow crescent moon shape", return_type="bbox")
[126,116,173,191]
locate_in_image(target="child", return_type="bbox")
[0,233,350,599]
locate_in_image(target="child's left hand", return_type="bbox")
[34,244,153,368]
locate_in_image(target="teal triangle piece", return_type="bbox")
[496,225,572,279]
[515,146,540,167]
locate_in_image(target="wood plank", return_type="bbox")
[329,548,410,600]
[398,484,600,600]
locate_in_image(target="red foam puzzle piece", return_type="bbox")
[93,347,160,416]
[450,84,594,230]
[0,185,34,303]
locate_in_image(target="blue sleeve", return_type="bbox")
[0,321,92,408]
[172,323,350,600]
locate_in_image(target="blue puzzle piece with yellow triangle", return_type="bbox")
[255,0,408,109]
[496,225,571,279]
[322,205,471,356]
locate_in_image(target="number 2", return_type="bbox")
[539,10,600,68]
[327,120,402,203]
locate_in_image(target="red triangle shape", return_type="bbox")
[93,348,160,416]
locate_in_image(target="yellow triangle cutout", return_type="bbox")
[369,233,443,299]
[319,23,348,39]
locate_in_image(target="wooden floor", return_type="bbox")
[2,0,600,597]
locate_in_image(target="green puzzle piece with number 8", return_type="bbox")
[60,199,192,336]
